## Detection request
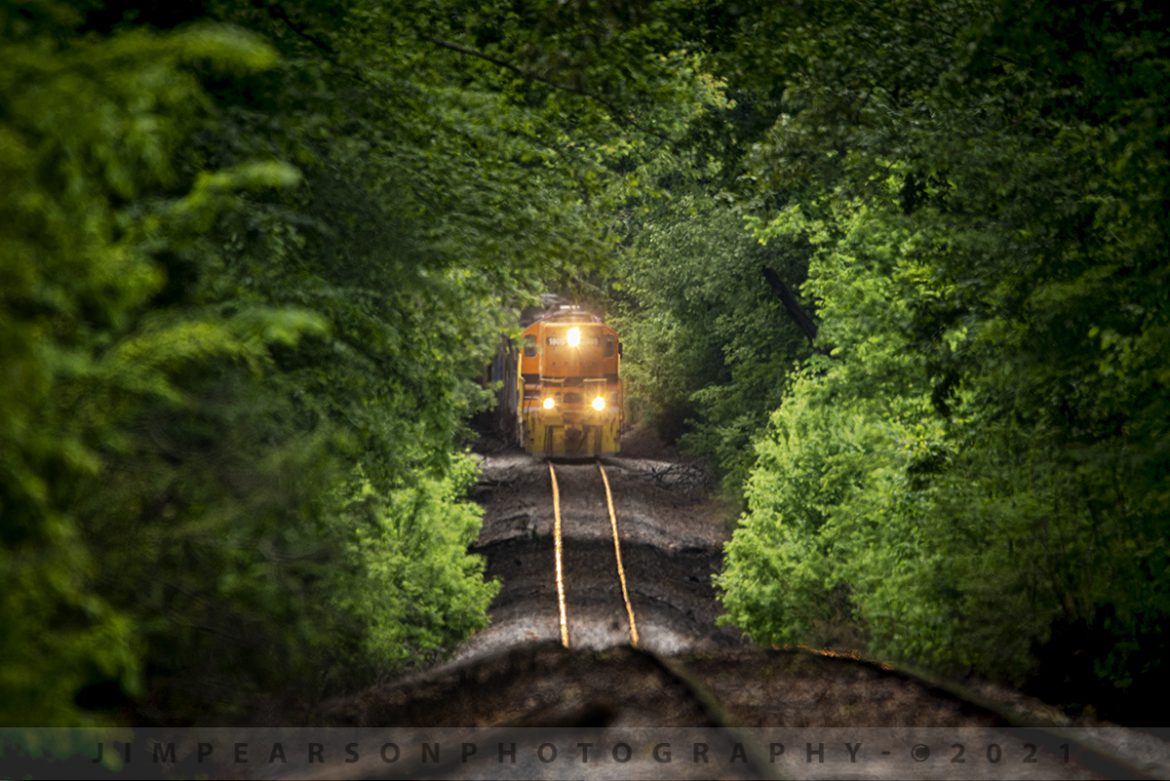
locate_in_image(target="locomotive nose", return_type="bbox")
[506,305,622,457]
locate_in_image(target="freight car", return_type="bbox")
[492,301,622,457]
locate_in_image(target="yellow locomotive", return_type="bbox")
[493,302,622,457]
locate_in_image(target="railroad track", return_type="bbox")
[548,460,640,649]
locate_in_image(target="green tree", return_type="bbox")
[612,194,810,491]
[0,2,327,724]
[2,0,726,725]
[718,0,1170,719]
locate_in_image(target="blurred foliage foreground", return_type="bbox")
[0,0,656,725]
[0,4,506,725]
[0,0,723,726]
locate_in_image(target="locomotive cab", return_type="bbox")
[516,308,622,457]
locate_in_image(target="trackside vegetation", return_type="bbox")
[606,0,1170,721]
[0,0,715,724]
[706,1,1170,720]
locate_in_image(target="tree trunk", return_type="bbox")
[762,267,818,344]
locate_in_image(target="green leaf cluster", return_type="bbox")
[0,7,322,725]
[1,0,717,725]
[611,194,811,492]
[717,0,1170,717]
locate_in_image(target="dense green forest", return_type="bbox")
[2,0,1167,726]
[707,1,1170,721]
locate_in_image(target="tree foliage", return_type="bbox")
[611,194,810,490]
[717,0,1170,718]
[5,0,1167,727]
[0,0,719,725]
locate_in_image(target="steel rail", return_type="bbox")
[548,463,570,648]
[598,461,639,648]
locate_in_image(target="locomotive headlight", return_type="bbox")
[566,327,581,347]
[591,396,606,411]
[543,397,556,410]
